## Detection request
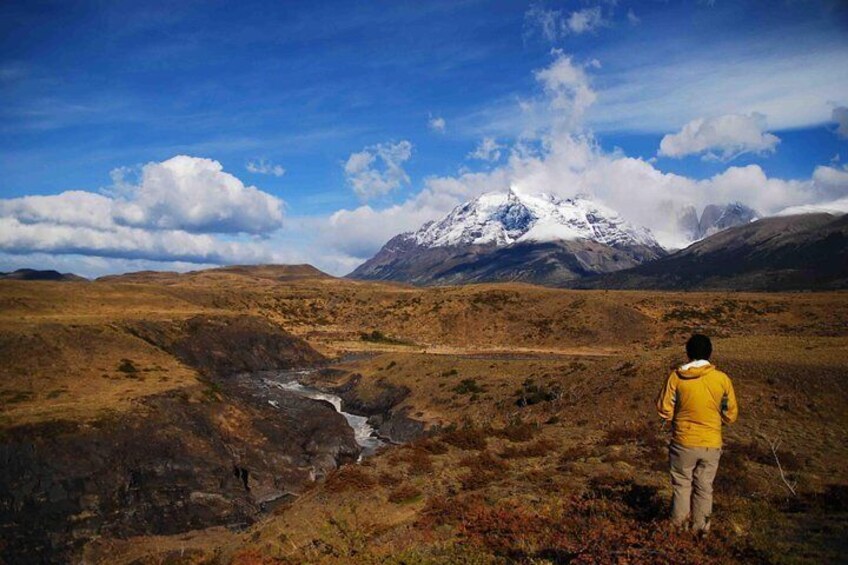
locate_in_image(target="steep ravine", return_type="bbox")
[302,368,430,444]
[0,316,373,563]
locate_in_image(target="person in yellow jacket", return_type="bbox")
[656,334,738,532]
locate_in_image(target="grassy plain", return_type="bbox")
[1,265,846,563]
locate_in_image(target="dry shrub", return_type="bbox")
[388,484,422,504]
[231,550,292,565]
[442,427,488,450]
[520,468,558,490]
[584,475,666,522]
[390,445,434,475]
[323,465,376,493]
[378,472,402,487]
[421,494,759,564]
[715,446,764,497]
[459,451,509,491]
[416,495,474,529]
[494,422,538,442]
[604,421,664,448]
[405,449,433,475]
[728,439,805,472]
[557,444,594,467]
[412,436,449,455]
[500,438,556,459]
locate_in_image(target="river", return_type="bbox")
[262,370,385,459]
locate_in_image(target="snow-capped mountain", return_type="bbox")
[348,189,666,286]
[411,189,660,250]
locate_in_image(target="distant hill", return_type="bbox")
[570,213,848,291]
[349,190,666,286]
[0,269,86,282]
[96,264,332,284]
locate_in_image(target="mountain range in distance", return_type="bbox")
[348,189,847,291]
[0,268,87,282]
[4,190,845,291]
[571,212,848,291]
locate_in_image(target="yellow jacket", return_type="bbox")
[656,361,738,448]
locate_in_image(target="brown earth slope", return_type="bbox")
[1,266,847,563]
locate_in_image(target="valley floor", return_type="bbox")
[1,268,846,563]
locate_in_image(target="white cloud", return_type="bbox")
[524,4,563,43]
[777,197,848,217]
[589,37,848,133]
[833,106,848,138]
[343,140,413,200]
[566,7,604,34]
[524,4,606,42]
[531,51,597,132]
[246,158,286,177]
[468,137,504,162]
[320,52,848,266]
[658,113,781,161]
[0,216,277,264]
[428,115,446,133]
[112,156,284,234]
[627,9,640,26]
[309,154,846,276]
[0,155,288,266]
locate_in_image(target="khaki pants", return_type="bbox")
[669,442,722,531]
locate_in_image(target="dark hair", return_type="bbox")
[686,334,712,360]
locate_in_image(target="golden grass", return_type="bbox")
[1,270,847,563]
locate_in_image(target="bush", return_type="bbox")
[117,358,138,373]
[388,484,422,504]
[412,437,449,455]
[360,330,412,345]
[378,472,402,487]
[459,451,509,490]
[500,439,556,459]
[514,378,560,407]
[452,378,486,395]
[495,422,538,443]
[405,449,434,476]
[442,427,488,450]
[603,421,664,448]
[323,465,376,493]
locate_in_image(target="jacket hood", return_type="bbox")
[676,363,715,380]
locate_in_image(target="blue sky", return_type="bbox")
[1,0,847,276]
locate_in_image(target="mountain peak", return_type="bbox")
[411,190,660,250]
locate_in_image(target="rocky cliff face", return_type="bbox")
[0,316,358,563]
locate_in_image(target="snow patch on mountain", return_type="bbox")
[411,189,660,250]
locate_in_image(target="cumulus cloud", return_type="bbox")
[428,115,446,133]
[468,137,504,162]
[246,158,286,177]
[344,140,413,200]
[833,106,848,138]
[658,113,780,161]
[113,156,284,233]
[0,155,287,266]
